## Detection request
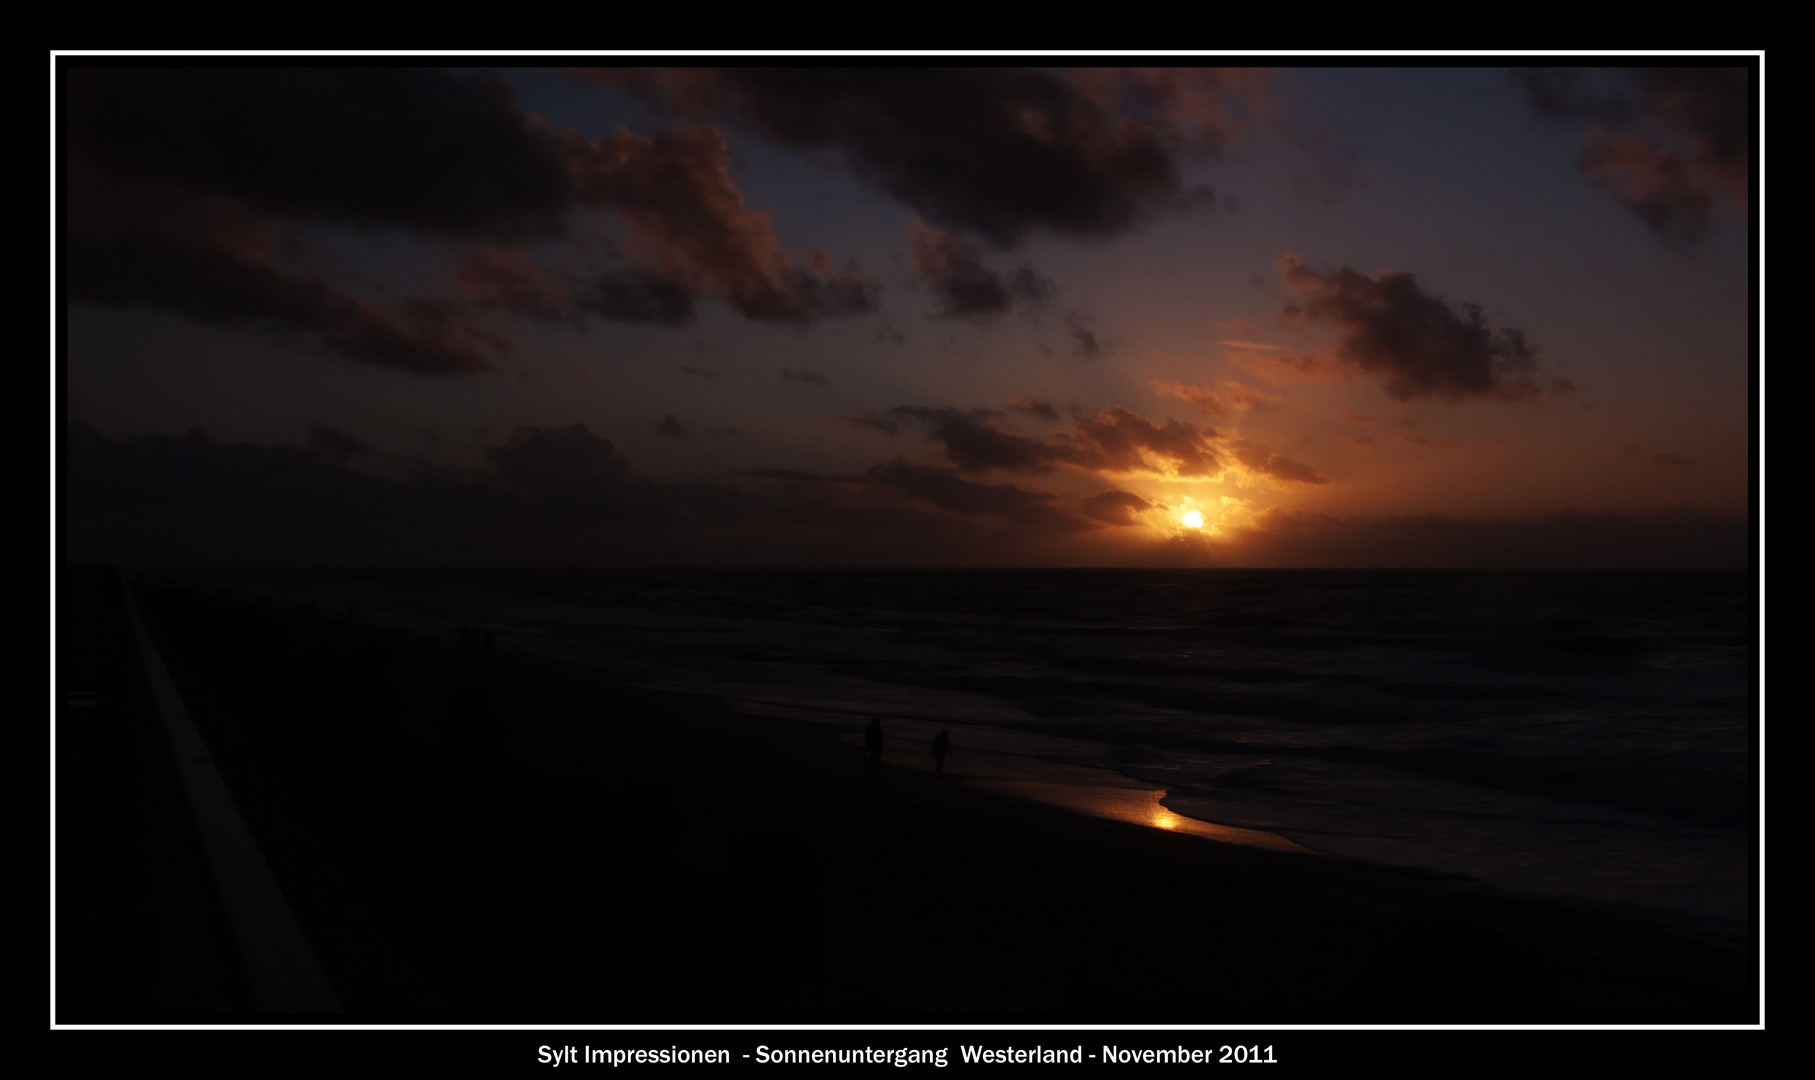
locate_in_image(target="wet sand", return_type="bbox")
[67,575,1754,1023]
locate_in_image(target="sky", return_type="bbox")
[60,60,1757,567]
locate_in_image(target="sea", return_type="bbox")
[155,568,1755,938]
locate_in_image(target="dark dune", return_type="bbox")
[55,569,1753,1023]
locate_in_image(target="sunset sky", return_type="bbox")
[61,61,1756,566]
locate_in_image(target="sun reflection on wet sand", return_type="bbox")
[831,723,1320,856]
[976,779,1320,855]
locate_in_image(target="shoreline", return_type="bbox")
[164,567,1750,933]
[68,574,1754,1022]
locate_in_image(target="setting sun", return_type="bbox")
[1181,510,1205,529]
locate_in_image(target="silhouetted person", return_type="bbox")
[932,729,953,775]
[864,717,883,773]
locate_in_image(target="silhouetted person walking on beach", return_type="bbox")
[865,717,884,774]
[932,729,954,775]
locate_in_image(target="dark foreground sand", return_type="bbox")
[58,572,1755,1023]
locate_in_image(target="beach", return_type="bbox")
[57,570,1754,1023]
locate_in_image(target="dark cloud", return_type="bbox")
[64,68,880,372]
[880,406,1055,474]
[1232,444,1328,485]
[839,409,899,434]
[1079,489,1153,526]
[307,424,372,458]
[70,423,1739,567]
[679,365,715,377]
[1276,251,1553,401]
[453,245,576,322]
[1062,406,1222,478]
[1008,397,1062,422]
[66,422,1112,566]
[1213,506,1746,569]
[61,68,583,373]
[590,67,1271,246]
[909,223,1051,319]
[864,459,1086,530]
[566,125,878,323]
[878,403,1223,479]
[655,414,687,437]
[1510,67,1749,244]
[65,421,512,564]
[486,423,632,505]
[579,269,699,326]
[65,67,573,238]
[782,368,829,386]
[64,182,502,373]
[741,469,865,483]
[1068,319,1104,359]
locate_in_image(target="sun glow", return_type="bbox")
[1181,509,1205,529]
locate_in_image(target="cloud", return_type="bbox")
[1079,489,1154,526]
[64,183,503,373]
[453,245,576,322]
[1223,382,1284,411]
[61,68,583,373]
[1155,383,1228,417]
[1154,380,1280,417]
[566,125,879,323]
[877,403,1224,478]
[655,414,687,437]
[307,425,372,458]
[1215,506,1746,568]
[782,368,829,386]
[741,469,865,484]
[1067,318,1104,359]
[1276,251,1554,401]
[456,246,701,329]
[1008,397,1062,422]
[909,222,1050,319]
[864,459,1087,530]
[1231,444,1328,485]
[66,68,573,237]
[64,68,880,372]
[486,423,632,499]
[874,406,1053,474]
[68,423,1740,567]
[1509,67,1749,244]
[579,269,699,326]
[1065,406,1222,477]
[589,67,1275,246]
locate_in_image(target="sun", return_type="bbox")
[1181,509,1205,529]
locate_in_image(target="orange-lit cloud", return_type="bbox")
[1154,380,1284,417]
[855,403,1224,479]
